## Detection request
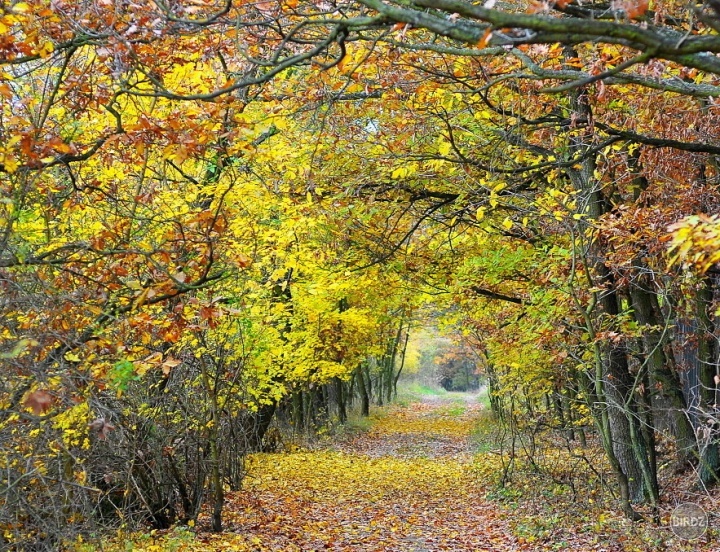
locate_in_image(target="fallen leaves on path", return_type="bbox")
[211,450,516,551]
[339,401,482,460]
[96,398,719,551]
[202,400,517,550]
[110,398,519,551]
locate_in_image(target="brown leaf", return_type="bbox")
[162,357,181,376]
[25,390,52,415]
[88,417,115,439]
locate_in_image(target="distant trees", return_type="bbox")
[435,344,480,392]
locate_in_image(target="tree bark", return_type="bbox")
[334,377,347,424]
[241,403,278,452]
[356,364,370,417]
[566,78,654,511]
[696,277,720,486]
[629,272,697,468]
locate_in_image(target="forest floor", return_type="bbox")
[105,392,718,551]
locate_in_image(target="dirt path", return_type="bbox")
[105,396,716,551]
[198,396,519,551]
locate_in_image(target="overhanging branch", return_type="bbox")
[470,285,525,304]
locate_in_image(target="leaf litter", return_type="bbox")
[108,398,520,551]
[207,399,519,550]
[100,397,716,551]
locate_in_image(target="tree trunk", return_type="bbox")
[393,329,410,399]
[334,377,347,424]
[565,77,653,513]
[356,365,370,417]
[198,358,224,532]
[696,277,720,486]
[602,338,653,503]
[241,402,277,452]
[629,273,696,468]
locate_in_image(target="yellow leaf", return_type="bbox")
[11,2,31,13]
[391,167,408,179]
[126,279,143,290]
[1,154,19,173]
[502,217,513,230]
[38,41,54,58]
[133,287,151,309]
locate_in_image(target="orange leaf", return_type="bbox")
[526,0,548,13]
[625,0,648,19]
[236,253,252,268]
[477,28,493,49]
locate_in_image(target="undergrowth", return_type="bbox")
[471,412,719,550]
[89,395,719,551]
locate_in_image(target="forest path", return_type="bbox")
[197,395,520,551]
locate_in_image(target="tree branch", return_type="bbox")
[470,285,525,304]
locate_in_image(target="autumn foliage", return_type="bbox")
[2,0,720,548]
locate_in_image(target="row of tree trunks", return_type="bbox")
[695,278,720,486]
[275,318,411,435]
[559,73,720,517]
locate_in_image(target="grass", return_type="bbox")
[74,526,196,552]
[395,381,448,404]
[476,389,492,410]
[439,404,466,417]
[396,381,488,403]
[342,410,378,433]
[469,407,503,454]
